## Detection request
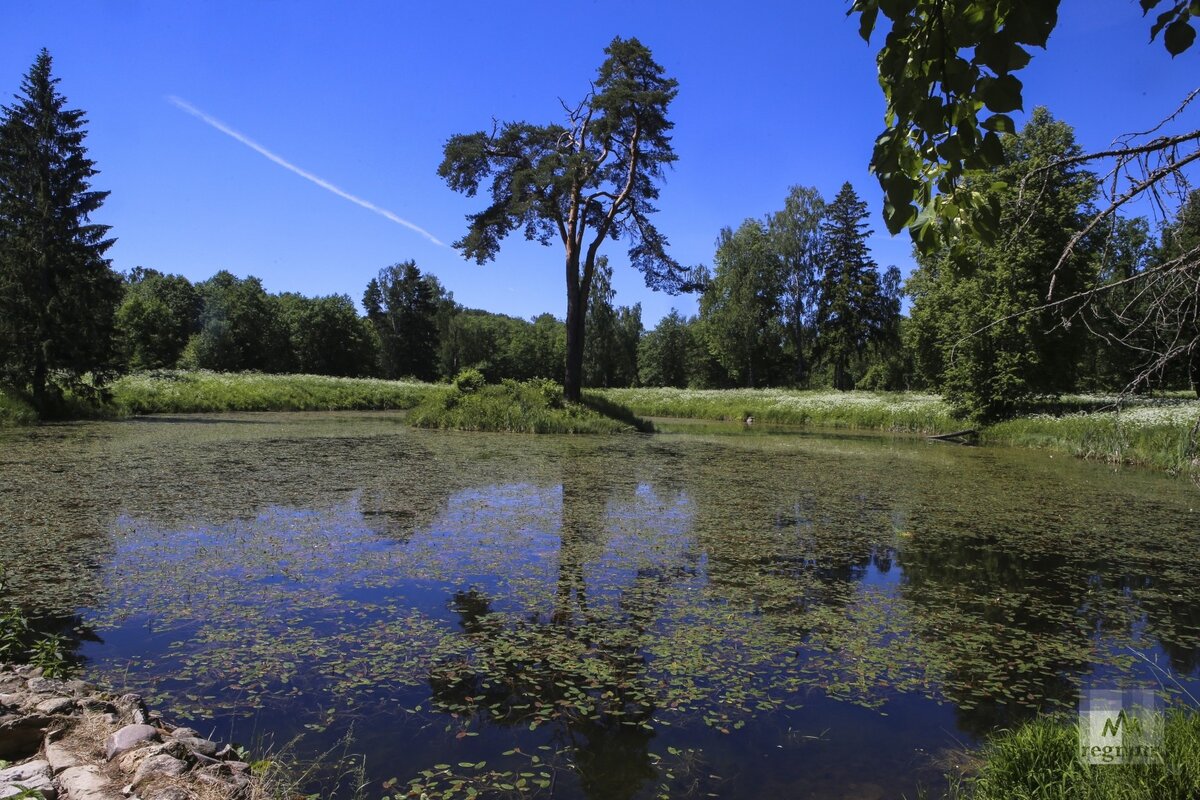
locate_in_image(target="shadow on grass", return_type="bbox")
[580,391,656,433]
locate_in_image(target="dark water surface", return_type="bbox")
[2,412,1199,799]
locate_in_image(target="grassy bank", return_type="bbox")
[600,387,960,433]
[111,370,444,414]
[0,387,37,426]
[409,377,648,433]
[983,396,1200,474]
[947,708,1200,800]
[13,374,1200,473]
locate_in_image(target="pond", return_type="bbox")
[1,412,1199,799]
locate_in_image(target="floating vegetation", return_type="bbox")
[1,412,1199,798]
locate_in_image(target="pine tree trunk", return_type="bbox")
[31,350,48,415]
[564,289,586,403]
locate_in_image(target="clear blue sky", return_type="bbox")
[2,1,1196,326]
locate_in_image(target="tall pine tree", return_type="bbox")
[0,49,121,413]
[814,183,886,390]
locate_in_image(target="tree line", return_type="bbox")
[2,45,1196,422]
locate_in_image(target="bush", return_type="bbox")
[452,367,487,394]
[409,378,643,434]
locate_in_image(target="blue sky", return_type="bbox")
[2,1,1197,326]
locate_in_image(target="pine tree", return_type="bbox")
[363,261,442,381]
[814,183,884,390]
[0,49,120,413]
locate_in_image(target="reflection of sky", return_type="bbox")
[81,469,1200,799]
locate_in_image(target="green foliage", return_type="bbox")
[439,37,693,400]
[181,271,290,372]
[813,183,901,390]
[0,574,72,678]
[115,268,202,369]
[850,0,1195,249]
[29,633,70,679]
[363,261,443,381]
[452,367,487,393]
[112,370,443,414]
[699,220,788,388]
[0,386,37,426]
[601,386,959,432]
[905,110,1099,420]
[983,396,1200,474]
[950,709,1200,800]
[274,292,378,378]
[769,185,826,384]
[582,257,642,388]
[637,309,693,387]
[409,378,642,433]
[0,49,123,413]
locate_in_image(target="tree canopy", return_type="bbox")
[849,0,1198,249]
[438,36,695,401]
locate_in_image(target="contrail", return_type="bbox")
[167,95,445,246]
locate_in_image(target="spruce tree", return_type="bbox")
[814,183,884,390]
[0,49,121,413]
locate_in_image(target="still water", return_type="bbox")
[2,412,1198,799]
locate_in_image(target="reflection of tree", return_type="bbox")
[425,457,670,800]
[899,538,1088,736]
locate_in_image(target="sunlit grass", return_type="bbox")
[599,387,959,433]
[111,370,444,414]
[947,709,1200,800]
[409,378,646,434]
[985,398,1200,474]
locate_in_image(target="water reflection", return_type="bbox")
[1,414,1198,799]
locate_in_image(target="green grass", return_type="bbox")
[599,387,960,433]
[409,378,648,434]
[0,387,37,426]
[984,395,1200,474]
[946,709,1200,800]
[111,370,445,414]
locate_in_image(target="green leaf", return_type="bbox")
[981,74,1023,113]
[1164,19,1196,54]
[857,3,879,42]
[980,114,1015,134]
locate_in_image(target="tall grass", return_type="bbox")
[410,378,646,434]
[599,387,960,433]
[985,398,1200,474]
[947,709,1200,800]
[0,387,37,426]
[111,370,445,414]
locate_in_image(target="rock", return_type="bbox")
[0,759,55,799]
[45,739,84,773]
[35,696,75,715]
[118,694,150,725]
[168,727,200,740]
[213,743,239,760]
[104,723,159,761]
[76,696,117,713]
[132,753,189,788]
[148,740,189,760]
[25,677,66,695]
[143,787,196,800]
[175,735,219,758]
[58,765,124,800]
[0,713,53,760]
[0,695,24,710]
